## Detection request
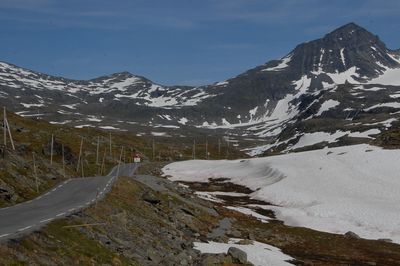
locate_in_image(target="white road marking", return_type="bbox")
[18,225,32,232]
[0,166,133,240]
[40,218,54,223]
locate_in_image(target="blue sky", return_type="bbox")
[0,0,399,85]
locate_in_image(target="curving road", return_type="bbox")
[0,163,138,242]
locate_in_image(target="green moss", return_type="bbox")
[44,220,133,265]
[0,219,136,265]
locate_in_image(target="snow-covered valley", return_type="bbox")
[163,144,400,244]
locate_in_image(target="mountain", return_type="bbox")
[0,62,211,128]
[1,22,400,155]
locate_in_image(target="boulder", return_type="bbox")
[344,231,360,239]
[142,191,161,205]
[228,247,248,264]
[228,229,242,238]
[0,186,14,201]
[246,232,255,240]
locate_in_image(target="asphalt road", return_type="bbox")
[0,163,138,242]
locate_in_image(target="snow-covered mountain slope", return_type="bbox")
[0,61,224,135]
[0,62,217,108]
[0,22,399,153]
[163,144,400,243]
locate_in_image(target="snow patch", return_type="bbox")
[226,206,270,223]
[222,118,231,126]
[151,132,169,137]
[249,106,258,120]
[368,67,400,86]
[61,104,79,110]
[316,100,340,116]
[164,145,400,243]
[340,48,346,68]
[353,86,385,92]
[215,81,229,86]
[348,129,381,139]
[20,103,44,108]
[262,55,292,72]
[86,116,102,122]
[291,131,346,150]
[178,117,188,125]
[194,238,294,266]
[99,126,122,130]
[364,102,400,111]
[75,124,94,129]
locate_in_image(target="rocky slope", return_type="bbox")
[2,153,400,266]
[2,168,400,265]
[1,112,400,265]
[1,23,400,154]
[0,109,244,208]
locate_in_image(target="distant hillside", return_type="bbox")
[1,23,400,155]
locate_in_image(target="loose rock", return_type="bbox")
[344,231,360,239]
[228,247,248,264]
[142,191,161,205]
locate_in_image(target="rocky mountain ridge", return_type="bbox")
[1,22,400,155]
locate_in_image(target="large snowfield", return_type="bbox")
[163,144,400,243]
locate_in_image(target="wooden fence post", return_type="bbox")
[50,134,54,165]
[76,137,83,173]
[96,136,100,165]
[3,108,15,150]
[62,144,65,178]
[32,152,39,193]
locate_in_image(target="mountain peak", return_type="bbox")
[94,71,143,81]
[331,22,366,33]
[110,71,135,78]
[285,22,396,76]
[324,22,381,45]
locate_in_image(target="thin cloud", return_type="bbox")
[0,13,130,31]
[206,0,400,26]
[0,0,54,13]
[0,2,200,31]
[2,0,400,32]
